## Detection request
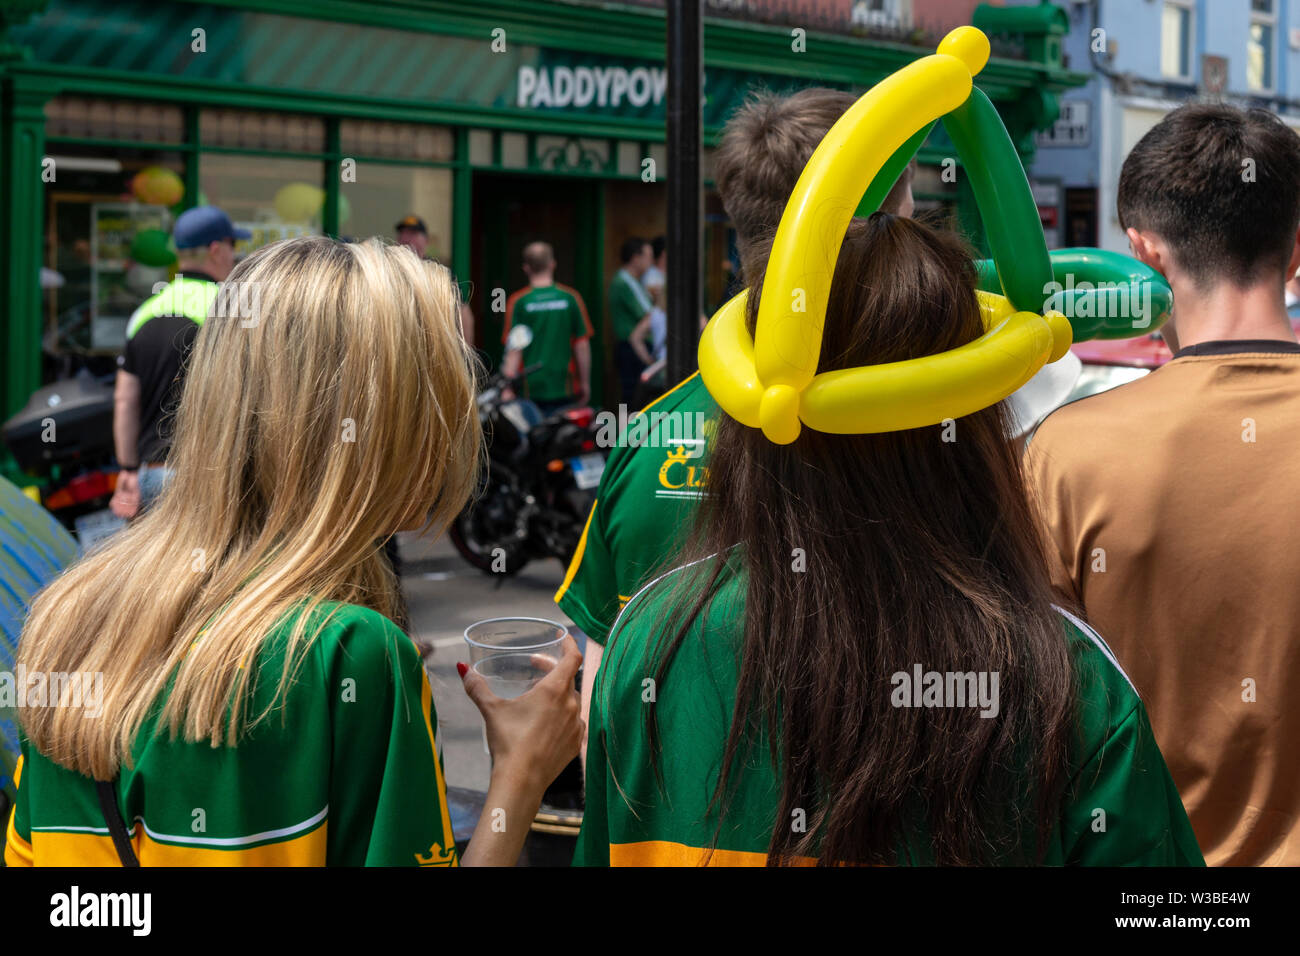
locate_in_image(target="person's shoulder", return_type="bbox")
[609,552,740,659]
[1029,369,1174,468]
[1035,368,1168,436]
[1054,606,1143,753]
[554,282,586,305]
[597,373,715,474]
[287,600,415,672]
[128,311,200,348]
[642,372,715,416]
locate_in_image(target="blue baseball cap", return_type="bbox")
[173,206,251,250]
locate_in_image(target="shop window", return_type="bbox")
[341,165,453,260]
[616,141,643,177]
[1249,0,1276,92]
[199,108,325,152]
[1161,1,1193,81]
[43,144,187,356]
[199,154,324,248]
[469,129,494,167]
[340,119,453,161]
[501,132,529,169]
[45,96,184,144]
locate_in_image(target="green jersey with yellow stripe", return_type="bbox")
[555,373,717,643]
[575,556,1205,867]
[5,602,457,867]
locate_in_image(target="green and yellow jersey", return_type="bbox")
[555,373,717,644]
[503,283,593,402]
[575,556,1205,866]
[4,602,457,867]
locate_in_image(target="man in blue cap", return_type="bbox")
[110,206,249,519]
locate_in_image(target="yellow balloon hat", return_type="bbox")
[697,26,1073,444]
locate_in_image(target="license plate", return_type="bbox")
[73,507,126,553]
[569,453,605,491]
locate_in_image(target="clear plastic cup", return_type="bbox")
[464,617,568,699]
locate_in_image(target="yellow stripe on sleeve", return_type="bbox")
[418,675,457,866]
[554,498,598,604]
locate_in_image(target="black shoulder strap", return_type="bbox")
[95,778,140,867]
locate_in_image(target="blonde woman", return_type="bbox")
[5,237,583,867]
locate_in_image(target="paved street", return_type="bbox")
[396,531,577,799]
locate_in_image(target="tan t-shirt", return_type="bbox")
[1026,341,1300,866]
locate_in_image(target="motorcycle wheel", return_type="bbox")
[448,501,532,576]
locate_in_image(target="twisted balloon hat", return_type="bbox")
[698,25,1171,445]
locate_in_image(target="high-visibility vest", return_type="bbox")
[126,274,219,339]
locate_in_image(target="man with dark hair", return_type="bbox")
[1027,103,1300,866]
[642,235,667,292]
[608,237,655,403]
[502,241,593,413]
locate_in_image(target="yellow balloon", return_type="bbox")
[131,166,184,207]
[274,182,325,223]
[698,288,1072,436]
[696,26,1073,444]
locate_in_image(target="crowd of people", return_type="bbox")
[5,86,1299,867]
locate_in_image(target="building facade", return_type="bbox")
[1021,0,1300,254]
[0,0,1084,428]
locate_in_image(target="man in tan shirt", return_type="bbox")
[1027,104,1300,866]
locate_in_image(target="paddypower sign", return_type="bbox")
[511,55,815,126]
[516,64,670,110]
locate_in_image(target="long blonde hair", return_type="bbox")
[19,237,481,778]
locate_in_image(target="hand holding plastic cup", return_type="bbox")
[463,617,569,700]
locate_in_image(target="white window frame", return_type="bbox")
[1160,0,1196,82]
[1249,0,1278,93]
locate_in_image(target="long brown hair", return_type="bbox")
[613,213,1075,865]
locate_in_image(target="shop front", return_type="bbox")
[0,0,1085,442]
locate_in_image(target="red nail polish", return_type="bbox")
[456,662,468,678]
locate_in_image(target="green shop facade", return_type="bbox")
[0,0,1085,431]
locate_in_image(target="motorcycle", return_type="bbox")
[2,367,124,547]
[449,325,606,576]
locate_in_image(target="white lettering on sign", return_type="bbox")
[1037,100,1091,148]
[517,65,669,110]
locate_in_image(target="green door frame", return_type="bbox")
[2,75,55,420]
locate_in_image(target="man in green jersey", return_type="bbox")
[556,88,911,735]
[574,559,1202,866]
[502,242,593,413]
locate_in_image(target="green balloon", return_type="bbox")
[976,247,1172,342]
[942,86,1053,314]
[856,120,934,218]
[129,228,177,267]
